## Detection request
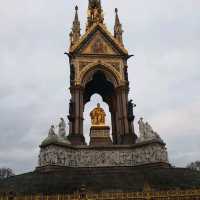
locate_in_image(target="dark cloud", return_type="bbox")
[0,0,199,174]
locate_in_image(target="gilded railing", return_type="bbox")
[1,189,200,200]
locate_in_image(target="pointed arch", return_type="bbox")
[80,63,121,88]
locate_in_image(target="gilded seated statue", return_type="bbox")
[90,103,106,126]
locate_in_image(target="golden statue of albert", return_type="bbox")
[90,103,106,126]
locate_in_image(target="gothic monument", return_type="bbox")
[38,0,169,169]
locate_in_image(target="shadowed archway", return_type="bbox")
[83,70,117,144]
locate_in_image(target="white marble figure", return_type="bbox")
[138,118,161,142]
[58,118,66,138]
[138,118,146,141]
[48,125,56,137]
[145,122,161,140]
[145,122,153,134]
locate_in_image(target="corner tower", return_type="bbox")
[66,1,137,145]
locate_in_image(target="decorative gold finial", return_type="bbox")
[90,103,106,126]
[86,0,104,31]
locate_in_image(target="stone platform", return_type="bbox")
[90,125,112,146]
[38,139,169,168]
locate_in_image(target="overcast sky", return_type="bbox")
[0,0,199,174]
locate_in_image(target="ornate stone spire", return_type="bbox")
[86,0,104,31]
[114,8,123,45]
[70,6,81,46]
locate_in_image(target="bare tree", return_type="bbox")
[187,161,200,171]
[0,168,15,180]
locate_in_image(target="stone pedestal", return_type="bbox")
[90,126,112,146]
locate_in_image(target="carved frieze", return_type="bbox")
[38,141,169,168]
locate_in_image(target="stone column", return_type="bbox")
[79,87,84,136]
[121,86,129,134]
[116,85,134,144]
[111,108,117,144]
[116,88,123,144]
[68,85,85,145]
